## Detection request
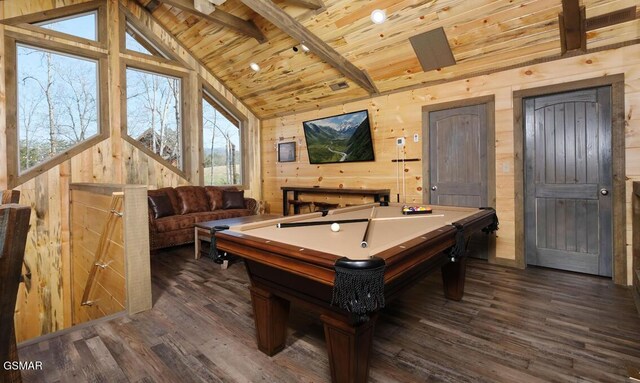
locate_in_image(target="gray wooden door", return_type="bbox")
[524,87,612,276]
[427,104,488,258]
[428,104,488,206]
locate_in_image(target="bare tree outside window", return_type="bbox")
[202,95,241,186]
[126,67,182,168]
[17,45,99,172]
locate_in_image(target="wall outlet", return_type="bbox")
[396,137,405,146]
[413,133,419,142]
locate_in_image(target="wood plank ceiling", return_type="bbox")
[137,0,640,119]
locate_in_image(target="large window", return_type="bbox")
[126,67,183,169]
[16,44,99,172]
[5,5,107,186]
[202,91,242,186]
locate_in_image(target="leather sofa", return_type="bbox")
[148,186,257,251]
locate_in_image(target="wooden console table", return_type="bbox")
[281,186,390,215]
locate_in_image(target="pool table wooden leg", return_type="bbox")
[441,257,467,301]
[320,313,377,383]
[249,286,290,356]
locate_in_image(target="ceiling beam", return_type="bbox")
[559,0,585,53]
[153,0,266,43]
[239,0,377,94]
[283,0,323,10]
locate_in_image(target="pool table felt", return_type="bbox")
[226,204,483,260]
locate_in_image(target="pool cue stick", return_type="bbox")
[396,145,400,203]
[277,218,368,228]
[402,147,406,203]
[360,206,376,248]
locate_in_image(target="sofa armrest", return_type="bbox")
[147,207,158,232]
[244,198,258,214]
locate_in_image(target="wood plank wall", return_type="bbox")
[261,44,640,284]
[633,182,640,310]
[0,0,261,342]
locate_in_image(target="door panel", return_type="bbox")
[429,105,487,207]
[427,104,488,258]
[524,87,612,276]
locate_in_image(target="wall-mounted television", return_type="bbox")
[302,110,375,164]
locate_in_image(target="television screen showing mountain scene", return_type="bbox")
[303,110,375,164]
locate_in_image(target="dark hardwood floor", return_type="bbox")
[18,246,640,382]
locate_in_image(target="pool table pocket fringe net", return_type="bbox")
[480,206,500,234]
[331,257,386,322]
[444,223,466,261]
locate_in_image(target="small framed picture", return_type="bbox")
[278,142,296,162]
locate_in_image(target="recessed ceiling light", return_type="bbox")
[300,44,310,52]
[249,62,260,71]
[371,9,386,24]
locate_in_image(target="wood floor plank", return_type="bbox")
[17,245,640,382]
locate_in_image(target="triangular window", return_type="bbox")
[125,22,171,59]
[36,11,97,41]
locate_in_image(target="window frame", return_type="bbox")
[4,30,109,188]
[199,80,248,188]
[118,6,187,68]
[118,5,192,180]
[35,10,100,43]
[0,0,107,50]
[123,21,170,60]
[121,59,191,179]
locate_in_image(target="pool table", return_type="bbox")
[214,203,498,383]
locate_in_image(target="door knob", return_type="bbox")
[431,186,438,191]
[600,188,609,196]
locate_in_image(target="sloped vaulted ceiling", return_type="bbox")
[137,0,640,119]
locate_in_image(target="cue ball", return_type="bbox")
[330,223,340,232]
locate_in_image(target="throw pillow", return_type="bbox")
[148,194,175,219]
[175,186,210,214]
[222,190,245,209]
[204,186,224,210]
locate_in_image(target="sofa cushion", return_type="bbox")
[149,187,181,215]
[175,186,210,214]
[154,215,196,233]
[148,194,174,219]
[222,190,245,209]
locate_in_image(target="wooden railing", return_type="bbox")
[81,193,123,306]
[70,183,151,325]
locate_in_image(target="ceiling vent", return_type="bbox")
[585,6,636,30]
[330,82,349,91]
[409,27,456,72]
